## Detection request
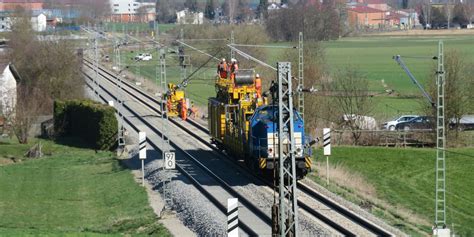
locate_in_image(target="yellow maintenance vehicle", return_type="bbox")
[166,83,187,119]
[209,68,266,163]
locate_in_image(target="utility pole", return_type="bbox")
[114,38,125,148]
[160,48,173,208]
[433,41,450,237]
[273,62,299,237]
[297,32,304,119]
[94,30,99,99]
[230,31,235,60]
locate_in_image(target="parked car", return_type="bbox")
[395,116,435,131]
[383,115,419,131]
[141,53,152,61]
[134,53,144,60]
[449,115,474,131]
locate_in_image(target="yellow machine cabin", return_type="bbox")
[166,83,187,119]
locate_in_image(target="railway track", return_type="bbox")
[82,64,271,236]
[82,59,398,236]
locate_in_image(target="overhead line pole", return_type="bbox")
[230,31,235,59]
[298,32,304,119]
[434,41,449,235]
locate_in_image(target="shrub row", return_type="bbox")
[54,100,118,150]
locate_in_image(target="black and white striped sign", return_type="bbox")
[227,198,238,237]
[139,132,146,160]
[323,128,331,156]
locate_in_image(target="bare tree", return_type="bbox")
[329,67,374,144]
[425,50,474,138]
[265,2,341,41]
[8,87,48,144]
[156,0,178,23]
[6,7,85,143]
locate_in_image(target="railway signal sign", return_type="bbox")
[227,198,239,237]
[139,132,147,160]
[323,128,331,156]
[323,128,331,186]
[164,152,175,170]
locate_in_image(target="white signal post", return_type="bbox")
[227,198,239,237]
[139,131,147,186]
[323,128,331,186]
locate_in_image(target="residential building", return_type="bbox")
[364,0,389,11]
[109,0,155,23]
[0,0,44,12]
[176,9,203,25]
[347,6,385,28]
[0,64,17,116]
[0,13,47,32]
[30,12,46,31]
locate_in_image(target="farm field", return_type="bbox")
[311,146,474,236]
[0,139,171,236]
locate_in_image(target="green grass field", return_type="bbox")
[0,139,171,236]
[104,22,176,34]
[311,146,474,236]
[323,35,474,93]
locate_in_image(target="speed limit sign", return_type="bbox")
[164,152,176,170]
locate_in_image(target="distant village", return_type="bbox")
[0,0,471,32]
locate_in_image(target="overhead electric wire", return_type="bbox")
[227,44,277,71]
[230,44,297,49]
[177,40,220,61]
[182,38,229,41]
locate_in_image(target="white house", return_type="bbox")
[0,64,17,116]
[0,13,47,32]
[176,9,204,25]
[31,13,47,32]
[0,15,12,32]
[109,0,156,22]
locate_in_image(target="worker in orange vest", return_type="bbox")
[180,98,187,120]
[217,58,228,78]
[255,73,262,98]
[230,58,238,84]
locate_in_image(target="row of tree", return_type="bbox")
[419,2,474,26]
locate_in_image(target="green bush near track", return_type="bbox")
[54,100,118,150]
[311,146,474,236]
[0,139,171,236]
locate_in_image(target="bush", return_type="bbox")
[54,100,118,150]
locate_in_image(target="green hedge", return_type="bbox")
[54,100,118,150]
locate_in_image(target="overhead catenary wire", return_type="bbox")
[227,44,277,71]
[181,38,229,41]
[230,44,298,49]
[177,40,220,61]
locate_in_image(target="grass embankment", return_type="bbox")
[310,146,474,236]
[0,139,171,236]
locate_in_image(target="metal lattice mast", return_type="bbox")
[160,48,173,207]
[435,40,446,228]
[179,29,187,85]
[230,30,235,59]
[93,31,99,98]
[114,39,125,147]
[297,32,304,119]
[114,38,121,71]
[277,62,299,237]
